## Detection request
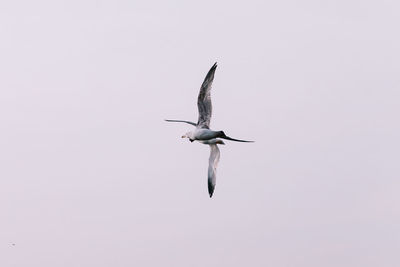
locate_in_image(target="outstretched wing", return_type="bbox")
[165,119,197,126]
[208,144,220,198]
[197,63,217,129]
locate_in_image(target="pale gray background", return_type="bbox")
[1,0,399,266]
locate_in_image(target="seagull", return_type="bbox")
[166,62,253,197]
[165,63,253,143]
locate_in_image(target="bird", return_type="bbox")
[166,62,253,197]
[165,63,253,143]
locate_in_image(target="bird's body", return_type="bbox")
[184,129,222,142]
[195,129,220,140]
[166,63,253,197]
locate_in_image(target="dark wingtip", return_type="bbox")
[208,183,215,198]
[209,62,217,73]
[203,63,218,83]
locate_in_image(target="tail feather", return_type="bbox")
[218,131,254,143]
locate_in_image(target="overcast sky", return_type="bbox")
[1,0,399,266]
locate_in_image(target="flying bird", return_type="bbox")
[166,62,253,197]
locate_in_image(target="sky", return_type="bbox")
[1,0,399,266]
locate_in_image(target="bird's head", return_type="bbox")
[181,131,194,142]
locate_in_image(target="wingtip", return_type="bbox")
[208,183,215,198]
[208,188,214,197]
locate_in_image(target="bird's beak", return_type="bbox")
[181,135,186,138]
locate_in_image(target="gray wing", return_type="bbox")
[197,63,217,129]
[207,144,220,198]
[165,119,197,126]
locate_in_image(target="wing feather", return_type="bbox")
[165,119,197,126]
[208,144,220,197]
[197,63,217,129]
